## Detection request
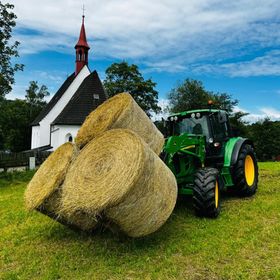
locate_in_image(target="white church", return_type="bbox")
[31,16,107,151]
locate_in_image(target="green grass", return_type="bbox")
[1,162,280,280]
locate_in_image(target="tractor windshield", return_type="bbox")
[174,115,210,139]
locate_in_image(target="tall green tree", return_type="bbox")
[103,62,160,117]
[168,79,238,113]
[25,81,49,106]
[25,81,49,120]
[0,81,49,152]
[0,2,23,97]
[167,78,250,136]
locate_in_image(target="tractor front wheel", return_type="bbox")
[232,144,258,196]
[193,167,221,218]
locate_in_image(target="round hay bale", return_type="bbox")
[61,129,177,237]
[24,142,76,211]
[75,93,164,155]
[105,153,177,237]
[25,142,98,231]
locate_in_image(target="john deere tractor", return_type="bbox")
[162,108,258,218]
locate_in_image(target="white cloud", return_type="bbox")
[10,0,280,75]
[194,50,280,77]
[234,106,280,123]
[260,107,280,119]
[151,98,170,121]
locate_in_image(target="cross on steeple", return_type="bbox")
[82,5,85,18]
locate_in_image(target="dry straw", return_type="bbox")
[24,142,75,211]
[75,93,164,155]
[61,129,177,237]
[24,142,97,231]
[39,190,98,231]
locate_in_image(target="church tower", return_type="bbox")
[75,15,90,75]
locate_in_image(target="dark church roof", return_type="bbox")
[52,71,107,125]
[31,73,75,126]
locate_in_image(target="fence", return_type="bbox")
[0,151,51,171]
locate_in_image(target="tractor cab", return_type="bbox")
[167,109,230,144]
[165,109,231,163]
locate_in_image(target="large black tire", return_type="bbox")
[193,167,221,218]
[232,144,258,196]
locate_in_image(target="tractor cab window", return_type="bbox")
[174,115,210,140]
[209,113,229,140]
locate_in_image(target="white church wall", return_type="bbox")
[32,66,90,149]
[31,125,40,149]
[50,125,80,150]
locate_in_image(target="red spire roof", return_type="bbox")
[75,16,90,49]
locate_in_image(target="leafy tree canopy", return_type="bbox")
[0,2,23,98]
[25,81,50,106]
[168,79,238,113]
[103,62,160,117]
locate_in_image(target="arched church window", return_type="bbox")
[65,133,73,143]
[78,50,82,61]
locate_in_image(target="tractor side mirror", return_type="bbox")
[218,112,227,123]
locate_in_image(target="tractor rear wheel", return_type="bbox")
[193,167,221,218]
[232,144,258,196]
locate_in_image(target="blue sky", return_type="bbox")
[8,0,280,122]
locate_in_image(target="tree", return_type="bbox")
[25,81,49,119]
[0,99,31,151]
[168,79,238,113]
[103,62,160,117]
[25,81,50,106]
[0,81,49,152]
[229,111,250,137]
[247,119,280,161]
[0,2,23,97]
[167,78,251,136]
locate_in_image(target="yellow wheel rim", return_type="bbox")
[245,155,255,187]
[215,181,219,208]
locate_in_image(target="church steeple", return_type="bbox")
[75,14,90,75]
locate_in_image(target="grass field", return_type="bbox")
[0,162,280,280]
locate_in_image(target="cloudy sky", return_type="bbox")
[7,0,280,122]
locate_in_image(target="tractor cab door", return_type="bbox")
[206,112,230,163]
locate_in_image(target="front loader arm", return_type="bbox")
[164,134,206,169]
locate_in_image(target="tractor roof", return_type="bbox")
[168,109,227,118]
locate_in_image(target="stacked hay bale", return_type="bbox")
[61,129,177,237]
[25,93,177,237]
[75,93,164,154]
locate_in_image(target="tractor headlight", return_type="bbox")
[209,137,214,143]
[191,113,195,118]
[196,112,201,118]
[174,116,178,121]
[170,117,174,121]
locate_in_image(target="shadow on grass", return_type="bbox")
[40,212,178,254]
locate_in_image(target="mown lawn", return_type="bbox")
[0,162,280,280]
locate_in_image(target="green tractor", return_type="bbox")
[162,108,258,218]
